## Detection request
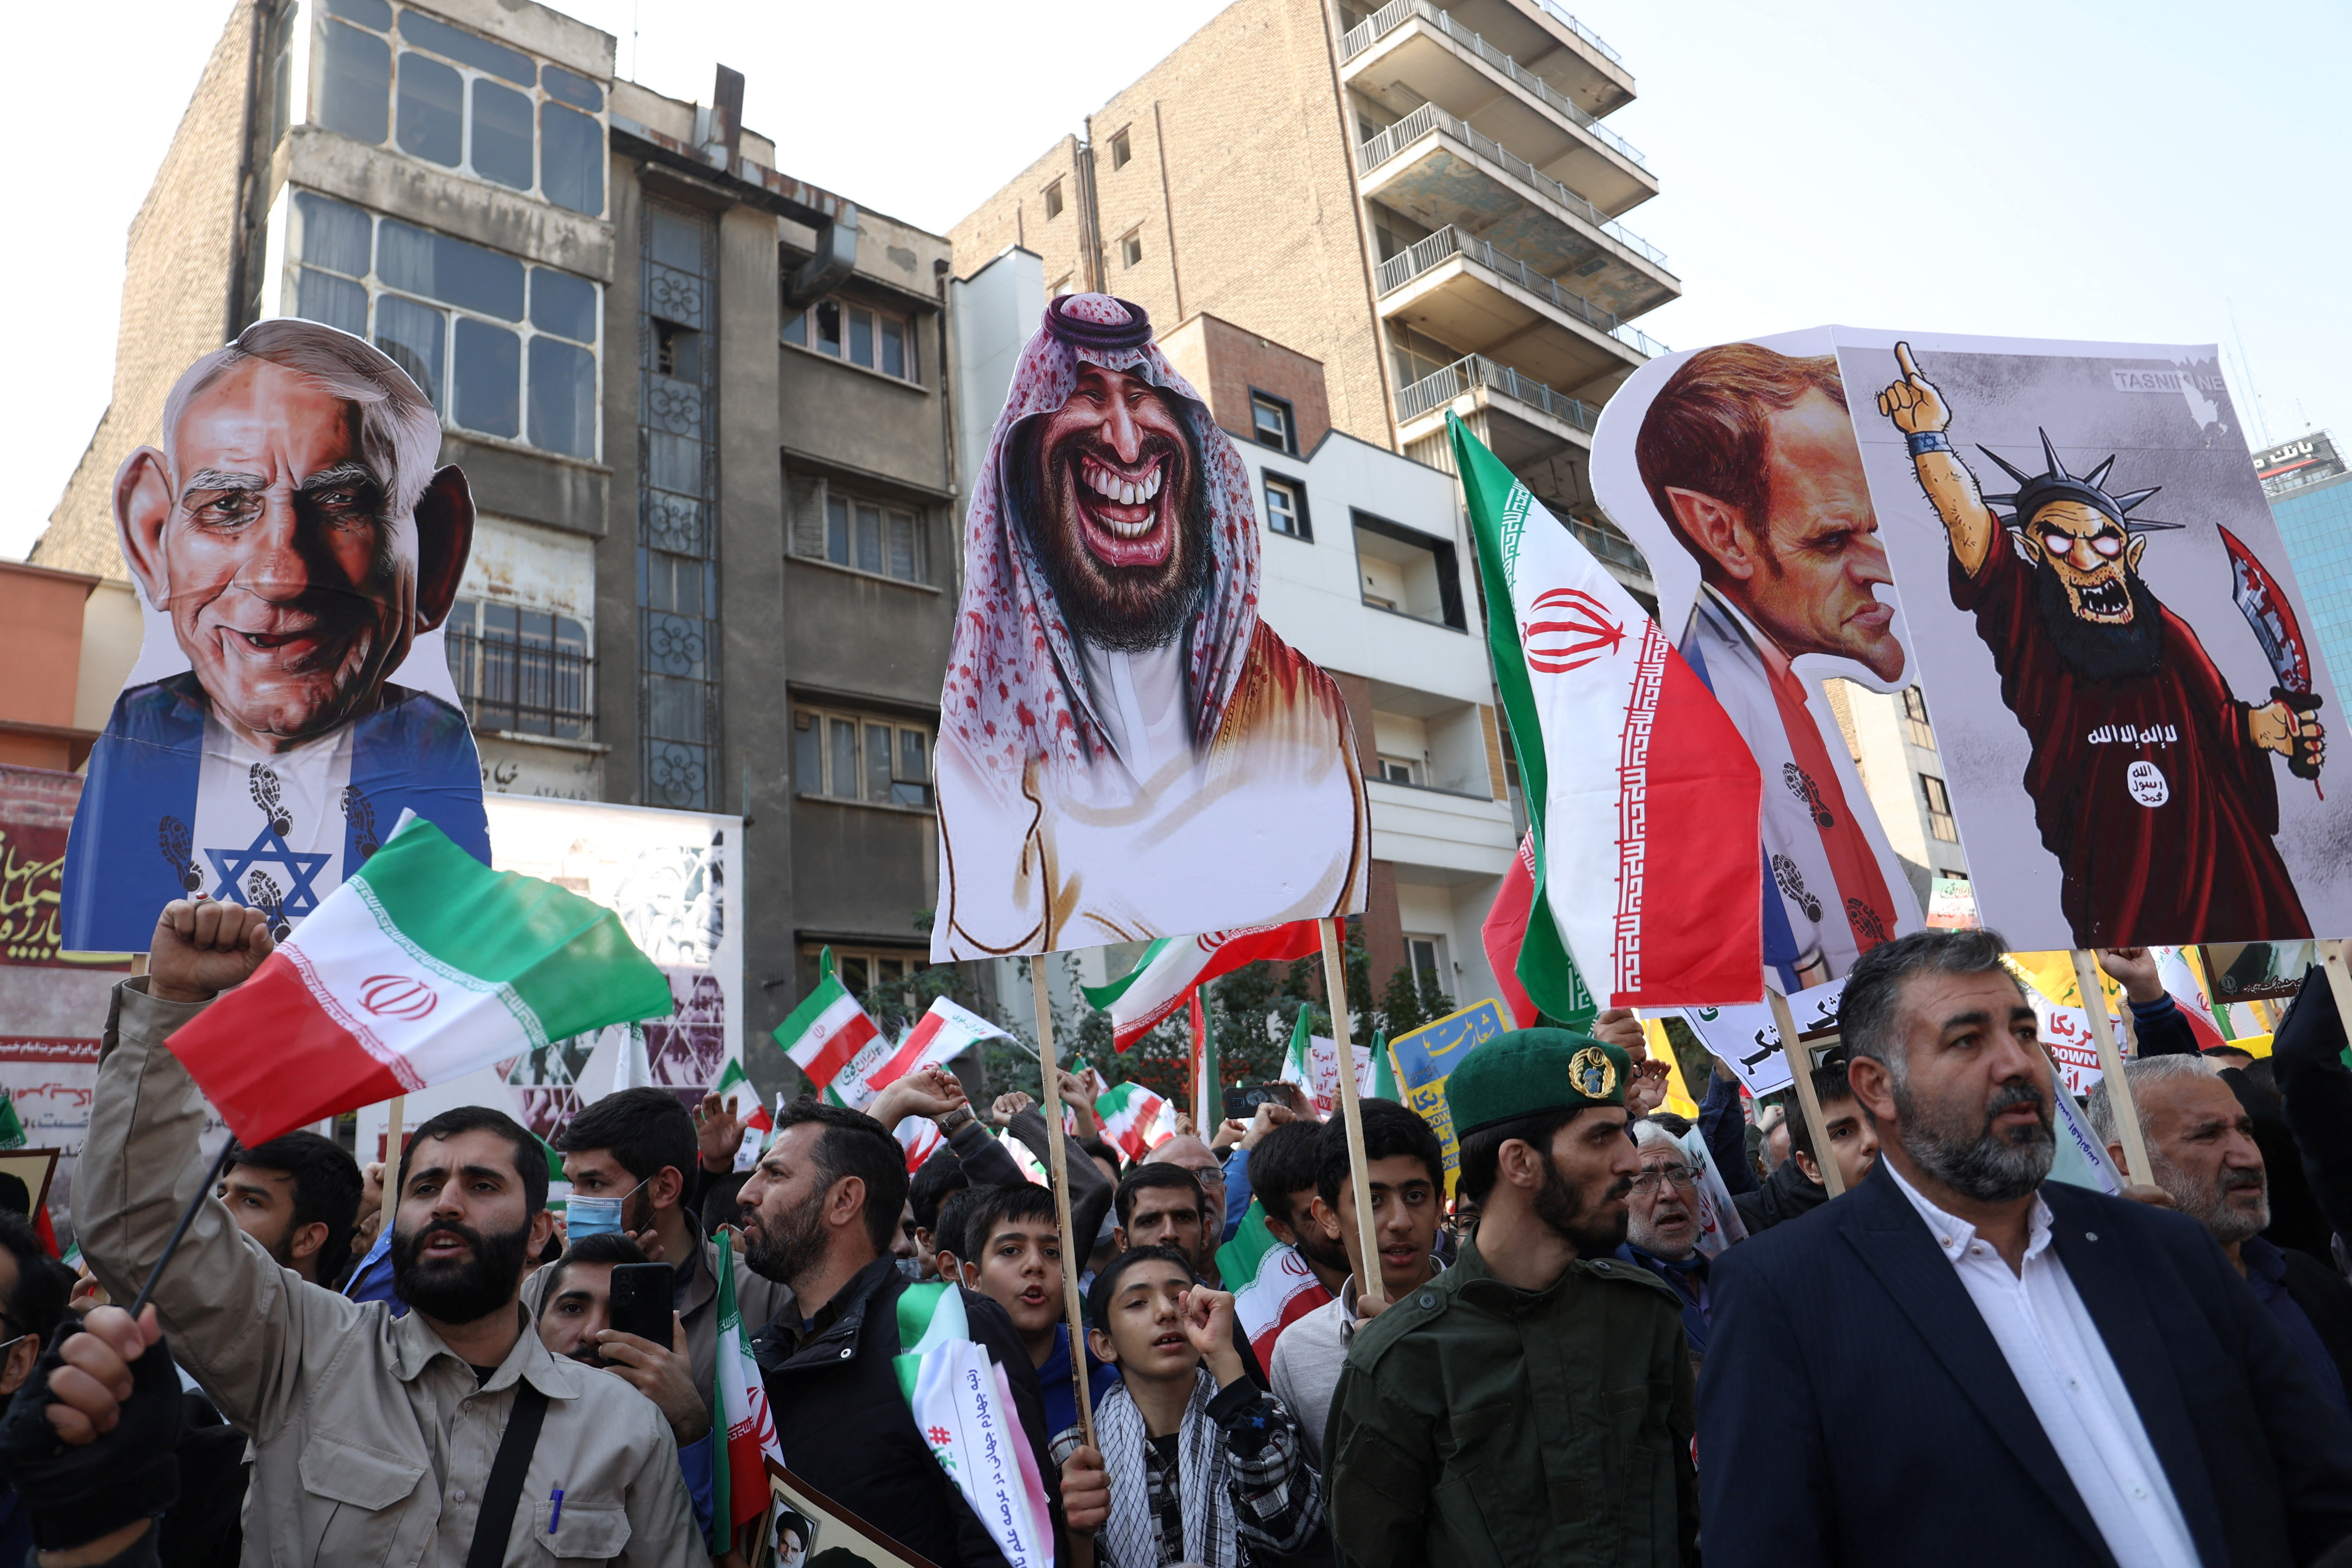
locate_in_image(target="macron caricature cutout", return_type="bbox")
[1591,329,1927,995]
[931,294,1369,959]
[62,319,490,953]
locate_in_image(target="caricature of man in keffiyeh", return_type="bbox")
[931,294,1368,959]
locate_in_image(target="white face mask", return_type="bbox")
[565,1175,651,1242]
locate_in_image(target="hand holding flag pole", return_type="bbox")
[1029,963,1097,1453]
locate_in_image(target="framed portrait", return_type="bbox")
[748,1459,938,1568]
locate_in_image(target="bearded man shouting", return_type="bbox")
[931,294,1367,958]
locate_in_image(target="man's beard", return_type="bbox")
[1532,1153,1632,1257]
[390,1216,534,1325]
[1010,418,1211,654]
[2034,559,2163,682]
[740,1187,831,1287]
[1894,1076,2055,1203]
[2150,1149,2270,1246]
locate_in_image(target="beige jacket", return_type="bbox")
[79,980,701,1568]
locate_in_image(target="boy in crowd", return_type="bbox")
[1733,1056,1879,1234]
[1055,1247,1324,1568]
[1270,1100,1446,1464]
[1243,1120,1352,1299]
[952,1183,1122,1437]
[216,1131,365,1288]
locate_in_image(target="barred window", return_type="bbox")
[443,598,592,738]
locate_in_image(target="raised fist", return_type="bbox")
[1877,342,1950,435]
[148,899,274,1005]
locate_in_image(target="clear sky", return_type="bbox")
[11,0,2345,561]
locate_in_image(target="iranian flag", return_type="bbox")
[2156,947,2230,1052]
[1481,835,1545,1027]
[1081,922,1322,1052]
[1189,992,1220,1126]
[895,1115,946,1174]
[1217,1205,1332,1369]
[893,1284,1052,1568]
[1453,413,1764,1009]
[709,1229,783,1553]
[850,997,1012,1104]
[1095,1081,1172,1162]
[771,950,886,1102]
[712,1057,773,1136]
[166,815,671,1146]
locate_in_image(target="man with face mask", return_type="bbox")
[1700,928,2352,1568]
[1321,1031,1697,1568]
[1878,342,2320,946]
[73,898,699,1567]
[931,293,1368,958]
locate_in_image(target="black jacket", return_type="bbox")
[1700,1160,2352,1568]
[755,1256,1060,1567]
[2269,967,2352,1250]
[1731,1156,1824,1235]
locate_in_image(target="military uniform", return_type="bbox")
[1319,1028,1699,1567]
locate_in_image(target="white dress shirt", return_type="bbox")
[1884,1161,2199,1568]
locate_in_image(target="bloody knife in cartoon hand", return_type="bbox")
[2220,526,2326,792]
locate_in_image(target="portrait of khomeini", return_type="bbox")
[930,294,1368,959]
[61,319,489,952]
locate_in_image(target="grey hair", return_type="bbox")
[1840,927,2025,1084]
[2084,1055,2218,1149]
[158,318,442,515]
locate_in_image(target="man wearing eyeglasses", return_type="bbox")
[1617,1122,1718,1365]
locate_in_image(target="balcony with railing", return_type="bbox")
[1374,224,1665,393]
[1341,0,1651,213]
[1396,353,1597,434]
[1357,103,1676,319]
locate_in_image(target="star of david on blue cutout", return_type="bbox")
[204,822,332,922]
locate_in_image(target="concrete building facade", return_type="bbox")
[952,0,1672,1009]
[32,0,968,1088]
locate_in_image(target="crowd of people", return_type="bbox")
[0,903,2348,1566]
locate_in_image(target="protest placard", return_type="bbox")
[1679,979,1845,1099]
[1386,999,1509,1196]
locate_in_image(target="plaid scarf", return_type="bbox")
[1094,1371,1235,1568]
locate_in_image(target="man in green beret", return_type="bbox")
[1321,1028,1699,1567]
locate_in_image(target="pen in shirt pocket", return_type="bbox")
[549,1486,565,1532]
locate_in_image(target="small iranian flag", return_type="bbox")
[893,1284,1052,1568]
[166,815,671,1146]
[1454,413,1764,1009]
[0,1091,26,1152]
[1081,922,1322,1052]
[2156,947,2230,1052]
[709,1229,783,1553]
[1095,1081,1172,1162]
[895,1115,945,1174]
[848,997,1012,1106]
[771,949,885,1100]
[1217,1205,1332,1369]
[713,1057,773,1135]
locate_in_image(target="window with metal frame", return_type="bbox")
[799,944,930,1011]
[312,1,605,216]
[1044,179,1065,220]
[1109,128,1132,169]
[442,598,592,738]
[638,200,720,811]
[1901,686,1936,751]
[1250,392,1298,455]
[290,190,599,458]
[1119,231,1142,269]
[1921,773,1959,842]
[793,706,934,809]
[782,297,917,382]
[785,475,929,584]
[1264,473,1311,541]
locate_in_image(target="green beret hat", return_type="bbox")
[1444,1028,1630,1138]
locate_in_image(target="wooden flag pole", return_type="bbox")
[1767,988,1845,1198]
[1031,963,1097,1453]
[2072,950,2149,1185]
[1317,918,1385,1314]
[380,1095,405,1230]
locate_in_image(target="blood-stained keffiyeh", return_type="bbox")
[933,295,1368,959]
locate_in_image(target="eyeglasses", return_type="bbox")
[1629,1165,1699,1192]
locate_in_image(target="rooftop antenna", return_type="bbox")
[2226,297,2273,448]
